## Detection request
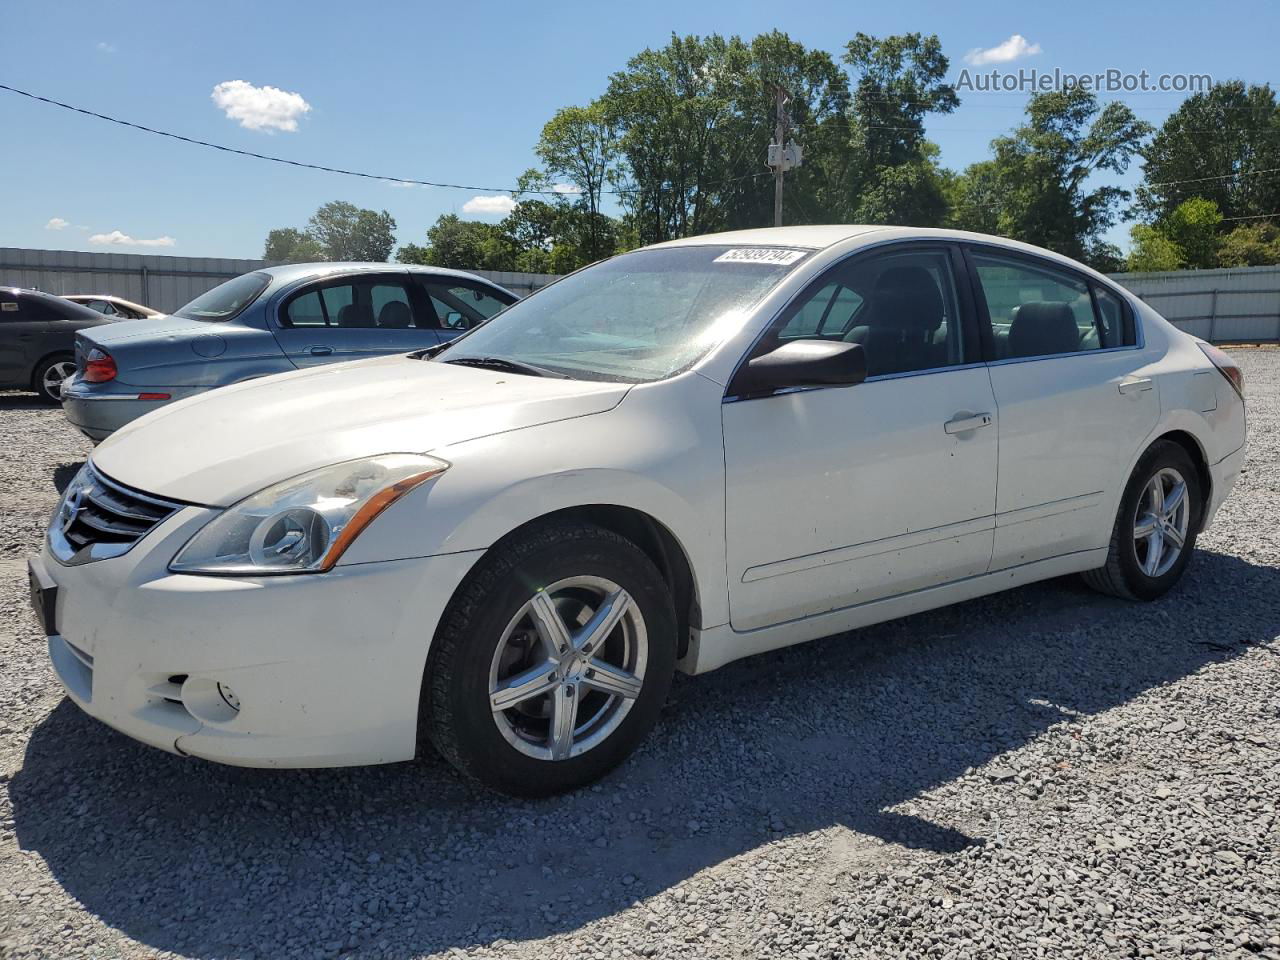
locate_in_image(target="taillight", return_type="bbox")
[1197,342,1244,399]
[83,347,117,383]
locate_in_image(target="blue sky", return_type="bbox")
[3,0,1277,259]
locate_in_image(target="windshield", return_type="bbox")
[175,272,270,322]
[436,245,811,382]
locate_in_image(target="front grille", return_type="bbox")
[51,465,183,565]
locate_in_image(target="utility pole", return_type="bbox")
[772,88,789,228]
[768,88,801,227]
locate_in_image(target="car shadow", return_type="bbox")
[10,549,1279,958]
[51,461,86,495]
[0,391,49,411]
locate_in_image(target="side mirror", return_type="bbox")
[735,340,867,397]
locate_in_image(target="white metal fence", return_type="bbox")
[1110,265,1280,343]
[0,247,560,313]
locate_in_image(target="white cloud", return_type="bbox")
[211,80,311,133]
[97,41,117,53]
[45,217,69,231]
[552,183,583,195]
[88,230,176,248]
[386,180,418,188]
[964,34,1042,66]
[462,194,518,216]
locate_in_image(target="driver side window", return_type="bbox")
[767,248,965,379]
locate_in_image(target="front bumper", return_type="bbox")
[33,509,482,768]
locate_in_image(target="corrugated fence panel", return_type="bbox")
[1110,265,1280,343]
[0,248,561,313]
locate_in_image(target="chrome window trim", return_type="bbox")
[986,340,1145,367]
[723,360,990,404]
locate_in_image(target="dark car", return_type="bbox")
[0,288,117,403]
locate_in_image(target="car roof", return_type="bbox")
[643,225,1121,286]
[647,225,889,250]
[0,286,108,318]
[64,294,156,310]
[254,262,514,293]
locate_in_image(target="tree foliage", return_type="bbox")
[264,202,397,262]
[260,38,1280,276]
[1137,82,1280,223]
[950,89,1151,267]
[1217,222,1280,267]
[1127,224,1184,272]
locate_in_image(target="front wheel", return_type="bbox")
[1082,440,1201,600]
[34,355,76,404]
[423,522,676,796]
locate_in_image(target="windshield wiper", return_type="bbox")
[442,356,565,378]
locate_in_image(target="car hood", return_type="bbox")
[92,354,630,506]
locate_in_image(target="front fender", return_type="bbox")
[337,373,731,628]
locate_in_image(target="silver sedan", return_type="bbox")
[60,263,516,440]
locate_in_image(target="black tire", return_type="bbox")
[33,354,76,405]
[1082,440,1202,601]
[422,522,676,796]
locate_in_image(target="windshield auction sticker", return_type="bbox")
[713,248,807,265]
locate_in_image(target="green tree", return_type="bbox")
[306,201,397,261]
[535,104,621,260]
[977,89,1152,266]
[601,31,851,244]
[263,227,324,262]
[1127,224,1184,272]
[1162,197,1224,268]
[1137,82,1280,224]
[396,214,515,271]
[1217,221,1280,267]
[838,33,957,225]
[944,160,1001,234]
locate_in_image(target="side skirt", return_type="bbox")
[678,548,1107,675]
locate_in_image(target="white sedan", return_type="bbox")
[30,226,1246,796]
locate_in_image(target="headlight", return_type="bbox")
[169,454,448,575]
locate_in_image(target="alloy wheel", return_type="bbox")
[41,361,76,401]
[488,575,647,761]
[1133,466,1190,578]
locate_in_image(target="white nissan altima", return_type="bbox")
[29,226,1246,796]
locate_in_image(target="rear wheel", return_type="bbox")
[1082,440,1201,600]
[33,355,76,404]
[423,522,676,796]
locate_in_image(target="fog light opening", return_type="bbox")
[179,677,242,724]
[217,682,241,712]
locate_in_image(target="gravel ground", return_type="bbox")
[1,350,1278,960]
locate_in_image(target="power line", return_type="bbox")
[0,82,776,199]
[0,82,567,195]
[4,82,1274,205]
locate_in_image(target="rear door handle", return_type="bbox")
[1118,377,1153,395]
[944,412,993,435]
[308,345,334,356]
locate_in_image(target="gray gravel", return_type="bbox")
[2,350,1279,960]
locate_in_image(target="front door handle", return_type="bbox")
[1118,376,1153,395]
[944,412,993,435]
[308,345,334,356]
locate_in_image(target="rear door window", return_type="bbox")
[971,253,1131,359]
